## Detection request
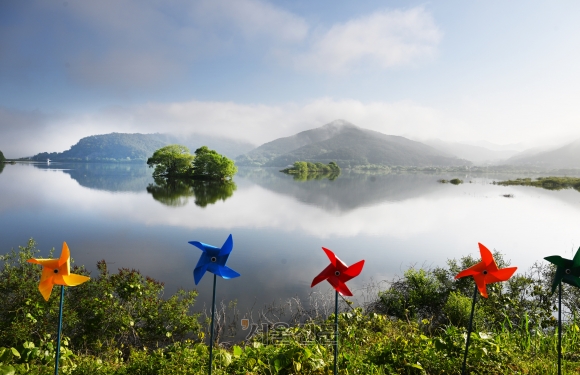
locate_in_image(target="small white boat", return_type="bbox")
[47,159,51,164]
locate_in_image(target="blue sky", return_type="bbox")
[2,0,580,157]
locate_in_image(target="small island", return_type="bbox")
[438,178,463,185]
[281,161,340,174]
[145,145,238,207]
[496,176,580,191]
[147,145,237,181]
[280,161,341,181]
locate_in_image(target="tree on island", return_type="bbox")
[0,150,5,163]
[146,144,237,181]
[147,145,194,178]
[191,146,237,180]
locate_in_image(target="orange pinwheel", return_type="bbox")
[455,243,517,298]
[27,242,90,301]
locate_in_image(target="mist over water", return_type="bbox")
[2,162,580,332]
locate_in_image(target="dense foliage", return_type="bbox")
[0,240,200,364]
[280,161,341,181]
[191,146,237,180]
[147,145,237,181]
[3,240,580,374]
[497,176,580,191]
[0,149,5,162]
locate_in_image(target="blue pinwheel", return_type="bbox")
[189,234,240,285]
[189,234,240,375]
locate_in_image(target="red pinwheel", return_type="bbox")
[455,243,517,298]
[311,247,364,296]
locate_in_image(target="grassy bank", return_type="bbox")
[1,240,580,374]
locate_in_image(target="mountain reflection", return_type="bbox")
[146,177,237,207]
[33,162,153,192]
[238,167,451,212]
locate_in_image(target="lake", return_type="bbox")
[2,162,580,335]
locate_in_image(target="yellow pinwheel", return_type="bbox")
[27,242,90,301]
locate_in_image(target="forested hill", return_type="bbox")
[0,149,5,162]
[236,120,471,168]
[30,133,254,162]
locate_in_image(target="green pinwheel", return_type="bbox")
[544,246,580,375]
[544,248,580,294]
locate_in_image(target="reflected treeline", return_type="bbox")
[0,163,5,174]
[146,177,236,207]
[290,170,340,181]
[33,162,154,192]
[237,167,455,213]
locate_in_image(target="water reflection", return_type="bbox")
[146,178,237,207]
[287,170,340,181]
[239,168,450,213]
[33,162,153,192]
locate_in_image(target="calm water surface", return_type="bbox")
[2,162,580,319]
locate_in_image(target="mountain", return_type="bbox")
[503,139,580,168]
[30,133,255,162]
[421,139,520,165]
[236,120,471,168]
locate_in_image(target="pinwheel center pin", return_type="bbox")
[566,269,571,274]
[482,270,488,275]
[334,271,340,276]
[211,257,217,262]
[54,269,59,273]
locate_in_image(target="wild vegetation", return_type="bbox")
[2,239,580,374]
[496,176,580,191]
[0,150,5,163]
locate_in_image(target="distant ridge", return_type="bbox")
[30,133,254,162]
[503,139,580,169]
[237,120,471,168]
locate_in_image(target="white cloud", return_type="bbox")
[192,0,308,42]
[293,7,442,73]
[5,92,580,158]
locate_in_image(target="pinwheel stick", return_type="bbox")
[55,286,65,375]
[334,290,338,375]
[209,274,217,375]
[461,284,478,375]
[558,283,562,375]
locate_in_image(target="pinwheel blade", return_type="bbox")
[189,241,219,252]
[562,274,580,289]
[328,278,353,296]
[322,247,337,267]
[455,262,484,279]
[473,274,488,298]
[311,264,334,288]
[39,279,54,301]
[573,248,580,269]
[194,263,209,285]
[217,265,241,279]
[478,243,494,267]
[61,274,90,286]
[486,267,517,283]
[58,242,70,267]
[551,268,565,294]
[218,234,233,256]
[545,255,568,267]
[343,260,365,281]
